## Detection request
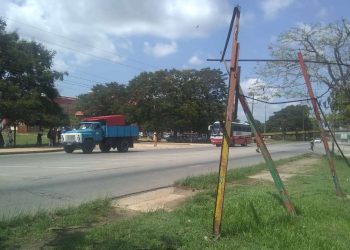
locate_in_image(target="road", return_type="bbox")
[0,142,311,216]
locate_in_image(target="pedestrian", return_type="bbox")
[52,127,57,146]
[310,140,314,151]
[37,128,43,146]
[57,128,61,144]
[47,128,53,146]
[7,129,13,147]
[0,131,4,148]
[153,132,158,147]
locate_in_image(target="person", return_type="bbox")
[47,128,53,146]
[0,131,4,148]
[153,132,158,147]
[310,139,314,151]
[7,129,13,147]
[52,127,57,146]
[57,128,61,144]
[37,128,43,146]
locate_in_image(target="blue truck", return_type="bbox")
[61,115,139,154]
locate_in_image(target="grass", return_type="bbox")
[175,154,307,190]
[3,132,50,147]
[1,155,350,249]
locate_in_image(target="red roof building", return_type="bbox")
[54,96,77,116]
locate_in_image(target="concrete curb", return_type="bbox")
[0,148,63,155]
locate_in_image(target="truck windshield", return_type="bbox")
[79,123,94,130]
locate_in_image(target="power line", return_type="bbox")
[208,58,350,67]
[1,15,158,70]
[240,87,330,105]
[2,25,145,71]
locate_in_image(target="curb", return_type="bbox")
[0,148,63,156]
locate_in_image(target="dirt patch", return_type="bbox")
[113,156,321,213]
[249,155,320,182]
[113,187,198,212]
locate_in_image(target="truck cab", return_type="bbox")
[61,115,139,154]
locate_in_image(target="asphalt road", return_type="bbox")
[0,142,311,216]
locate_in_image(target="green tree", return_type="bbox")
[266,105,312,135]
[127,68,227,134]
[255,19,350,126]
[75,82,129,118]
[0,19,67,137]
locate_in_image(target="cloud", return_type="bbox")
[188,55,202,65]
[238,78,286,122]
[240,11,256,26]
[0,0,229,69]
[144,41,177,57]
[316,7,328,19]
[260,0,295,20]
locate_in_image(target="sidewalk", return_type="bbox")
[0,146,63,155]
[333,142,350,158]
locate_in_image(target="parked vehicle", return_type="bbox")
[61,115,139,154]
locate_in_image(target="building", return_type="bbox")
[54,96,77,116]
[17,96,78,133]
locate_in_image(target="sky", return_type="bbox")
[1,0,349,122]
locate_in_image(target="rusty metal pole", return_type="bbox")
[317,101,350,168]
[297,52,344,197]
[237,82,296,215]
[213,6,240,238]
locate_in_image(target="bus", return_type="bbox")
[209,121,252,147]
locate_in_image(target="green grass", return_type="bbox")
[1,155,350,249]
[0,199,112,249]
[12,133,49,146]
[175,155,308,190]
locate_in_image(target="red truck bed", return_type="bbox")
[83,115,126,126]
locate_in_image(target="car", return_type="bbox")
[314,138,321,143]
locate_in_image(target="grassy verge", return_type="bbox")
[175,155,307,190]
[13,133,49,146]
[1,155,350,249]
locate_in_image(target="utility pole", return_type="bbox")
[298,52,344,197]
[264,103,266,134]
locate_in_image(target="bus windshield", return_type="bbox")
[211,123,222,135]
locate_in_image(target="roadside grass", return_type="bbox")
[13,133,49,146]
[0,199,112,249]
[1,154,350,249]
[175,154,307,190]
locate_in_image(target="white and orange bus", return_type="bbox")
[209,121,252,147]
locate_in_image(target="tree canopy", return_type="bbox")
[76,68,227,134]
[265,105,313,133]
[75,82,128,117]
[0,19,67,128]
[254,19,350,127]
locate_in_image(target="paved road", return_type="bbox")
[0,142,311,216]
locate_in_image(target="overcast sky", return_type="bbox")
[1,0,349,122]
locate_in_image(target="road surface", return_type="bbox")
[0,142,311,216]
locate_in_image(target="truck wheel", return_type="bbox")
[117,139,129,152]
[82,139,95,154]
[99,141,111,153]
[64,145,76,153]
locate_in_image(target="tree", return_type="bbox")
[127,68,227,134]
[75,82,129,118]
[255,19,350,126]
[0,19,67,135]
[265,105,313,136]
